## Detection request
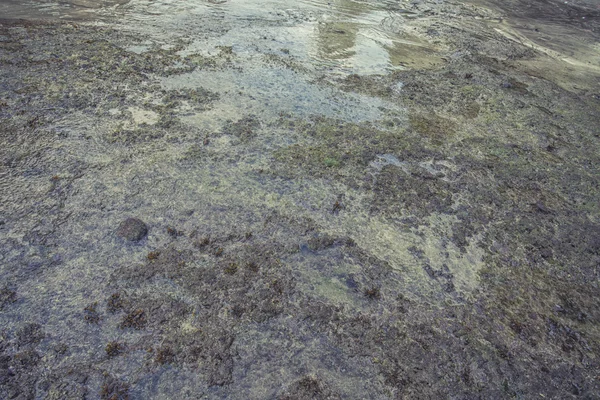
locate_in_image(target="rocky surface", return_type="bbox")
[116,218,148,242]
[0,0,599,398]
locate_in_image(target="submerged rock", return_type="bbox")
[116,218,148,242]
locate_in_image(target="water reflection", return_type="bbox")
[0,0,442,75]
[315,21,360,62]
[311,0,405,74]
[0,0,129,20]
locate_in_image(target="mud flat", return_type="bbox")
[1,0,599,398]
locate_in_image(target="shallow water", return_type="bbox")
[0,0,129,20]
[1,0,599,398]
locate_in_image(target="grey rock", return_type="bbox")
[116,218,148,241]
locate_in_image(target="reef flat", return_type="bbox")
[1,0,599,398]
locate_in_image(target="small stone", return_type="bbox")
[116,218,148,241]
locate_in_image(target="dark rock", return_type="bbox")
[116,218,148,242]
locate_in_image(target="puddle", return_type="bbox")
[109,0,445,76]
[0,0,129,20]
[159,65,392,125]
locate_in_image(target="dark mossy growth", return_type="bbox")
[370,164,453,219]
[409,112,456,140]
[364,287,381,300]
[116,293,190,333]
[306,234,355,252]
[555,295,588,323]
[462,101,480,119]
[105,341,125,358]
[108,239,297,385]
[307,234,337,251]
[194,236,211,249]
[422,264,455,292]
[339,73,393,98]
[278,375,340,400]
[272,116,421,182]
[216,45,234,56]
[221,115,260,141]
[16,323,45,347]
[100,374,129,400]
[396,294,410,314]
[13,349,41,368]
[154,346,175,365]
[147,251,161,261]
[119,309,147,330]
[105,127,165,144]
[246,261,259,273]
[84,302,101,324]
[270,279,285,295]
[44,370,89,400]
[106,293,124,313]
[224,263,238,275]
[231,304,245,318]
[509,320,524,336]
[345,237,356,247]
[0,286,17,310]
[0,345,41,399]
[167,325,236,386]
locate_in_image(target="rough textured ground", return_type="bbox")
[1,0,599,399]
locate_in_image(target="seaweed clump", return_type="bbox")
[154,346,175,365]
[106,293,124,313]
[119,309,147,330]
[105,341,125,358]
[221,115,261,141]
[100,374,129,400]
[83,302,101,324]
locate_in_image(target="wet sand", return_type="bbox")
[1,0,599,398]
